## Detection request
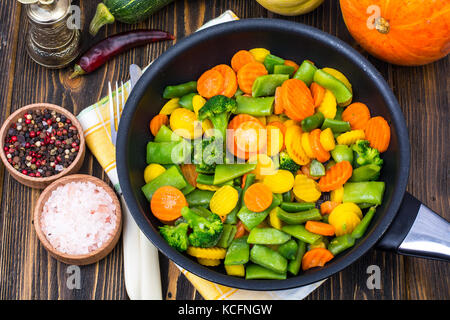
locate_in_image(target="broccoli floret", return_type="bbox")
[197,95,237,141]
[352,140,384,167]
[193,135,224,174]
[159,222,189,252]
[181,206,223,248]
[279,151,301,174]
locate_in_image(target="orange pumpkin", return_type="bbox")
[340,0,450,66]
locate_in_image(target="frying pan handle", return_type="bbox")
[377,192,450,261]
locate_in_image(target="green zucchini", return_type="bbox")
[90,0,175,36]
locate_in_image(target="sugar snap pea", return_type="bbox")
[273,64,295,77]
[235,95,274,116]
[217,224,237,248]
[245,264,287,280]
[179,92,196,111]
[252,74,289,97]
[185,189,214,206]
[278,239,299,260]
[321,118,351,133]
[146,140,190,164]
[343,182,385,205]
[250,244,288,274]
[281,225,322,244]
[263,54,285,73]
[328,234,355,256]
[287,240,306,275]
[276,207,322,225]
[247,227,291,245]
[331,144,354,163]
[313,69,353,106]
[351,206,376,239]
[237,196,281,230]
[225,236,250,265]
[141,165,187,201]
[293,60,317,86]
[213,163,257,185]
[350,164,381,182]
[309,159,326,177]
[280,202,315,213]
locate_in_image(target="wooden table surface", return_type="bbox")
[0,0,448,300]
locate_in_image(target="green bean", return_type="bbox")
[213,163,257,185]
[162,81,197,99]
[273,64,295,77]
[225,237,250,265]
[185,189,214,207]
[301,112,325,132]
[343,182,385,205]
[245,264,287,280]
[196,173,215,185]
[247,227,291,245]
[321,118,351,133]
[281,224,322,244]
[276,207,322,225]
[146,140,190,164]
[293,60,317,86]
[351,206,376,239]
[141,166,187,201]
[280,202,315,212]
[235,95,274,116]
[350,164,381,182]
[250,244,288,274]
[328,234,355,256]
[287,240,306,275]
[263,54,285,73]
[278,239,298,260]
[313,69,353,106]
[178,92,196,111]
[252,74,289,97]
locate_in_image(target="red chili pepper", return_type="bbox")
[70,29,174,79]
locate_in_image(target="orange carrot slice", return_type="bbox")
[244,182,273,213]
[233,120,267,159]
[149,114,169,136]
[211,64,238,98]
[237,61,268,94]
[284,59,299,72]
[309,129,330,163]
[197,69,224,98]
[342,102,371,130]
[320,201,340,215]
[150,186,187,222]
[305,221,336,236]
[364,116,391,153]
[318,160,353,192]
[234,220,246,239]
[310,82,326,108]
[231,50,256,73]
[267,121,287,136]
[302,248,334,270]
[274,86,284,114]
[281,79,315,121]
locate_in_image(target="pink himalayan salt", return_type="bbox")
[40,181,117,255]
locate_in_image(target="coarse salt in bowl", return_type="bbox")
[34,175,122,265]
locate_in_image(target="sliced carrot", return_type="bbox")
[234,220,246,239]
[274,86,284,114]
[228,114,262,131]
[267,121,287,136]
[231,50,256,73]
[237,61,268,94]
[318,160,353,192]
[211,64,238,98]
[150,186,187,222]
[244,182,273,213]
[320,201,340,215]
[180,164,198,188]
[309,129,330,163]
[301,248,334,270]
[241,174,248,189]
[284,59,299,72]
[342,102,371,130]
[149,114,169,136]
[281,79,315,121]
[364,116,391,153]
[234,120,267,159]
[310,82,326,108]
[197,69,224,99]
[305,221,336,236]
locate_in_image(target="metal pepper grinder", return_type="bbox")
[20,0,81,69]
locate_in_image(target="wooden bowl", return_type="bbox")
[0,103,86,189]
[33,174,122,265]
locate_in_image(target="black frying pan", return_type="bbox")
[117,19,450,291]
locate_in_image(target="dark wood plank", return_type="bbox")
[0,0,448,300]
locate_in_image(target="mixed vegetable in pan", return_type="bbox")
[142,48,391,279]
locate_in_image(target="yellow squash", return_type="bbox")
[256,0,324,16]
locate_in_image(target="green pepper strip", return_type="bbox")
[162,81,197,99]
